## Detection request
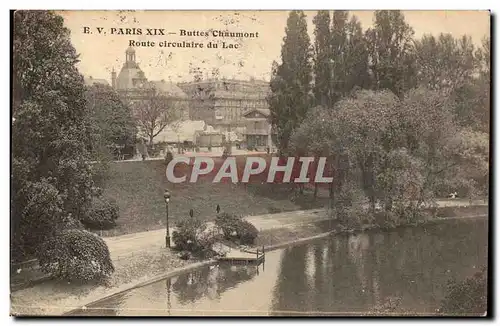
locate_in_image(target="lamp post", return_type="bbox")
[164,189,171,248]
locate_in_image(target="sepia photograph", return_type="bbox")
[10,9,490,317]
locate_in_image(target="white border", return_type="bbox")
[3,1,498,326]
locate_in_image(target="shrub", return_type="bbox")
[440,267,487,315]
[215,212,240,238]
[37,229,114,282]
[80,197,119,230]
[332,183,367,229]
[172,215,218,257]
[215,212,259,245]
[60,214,85,231]
[236,220,259,245]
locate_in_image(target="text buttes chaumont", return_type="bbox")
[82,27,259,38]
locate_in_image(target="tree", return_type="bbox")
[414,33,476,93]
[314,11,370,107]
[451,36,490,133]
[85,84,137,159]
[12,11,97,258]
[330,10,349,103]
[476,36,490,78]
[365,11,417,98]
[312,10,332,107]
[334,90,401,214]
[344,16,371,92]
[268,10,313,154]
[134,87,182,147]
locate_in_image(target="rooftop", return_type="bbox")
[84,76,109,86]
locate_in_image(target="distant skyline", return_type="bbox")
[59,10,491,83]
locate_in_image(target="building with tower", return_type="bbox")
[87,47,275,149]
[111,47,190,121]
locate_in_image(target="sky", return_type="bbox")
[58,10,491,84]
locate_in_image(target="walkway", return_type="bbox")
[11,199,486,290]
[104,199,485,261]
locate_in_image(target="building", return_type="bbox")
[243,108,275,151]
[111,47,190,121]
[178,78,270,133]
[84,76,109,87]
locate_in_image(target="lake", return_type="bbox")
[69,217,488,316]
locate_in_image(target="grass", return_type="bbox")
[99,155,330,237]
[96,154,488,238]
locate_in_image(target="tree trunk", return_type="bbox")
[149,134,154,148]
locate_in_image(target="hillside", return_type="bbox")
[100,157,330,236]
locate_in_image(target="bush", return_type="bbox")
[237,220,259,245]
[215,212,240,238]
[37,229,114,282]
[440,267,487,315]
[80,197,119,230]
[172,215,218,257]
[331,183,368,229]
[215,212,259,245]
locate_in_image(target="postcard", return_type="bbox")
[10,9,490,317]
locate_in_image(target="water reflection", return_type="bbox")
[71,217,487,316]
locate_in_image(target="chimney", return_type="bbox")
[111,68,117,89]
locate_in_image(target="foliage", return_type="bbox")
[12,11,98,258]
[332,182,368,229]
[365,11,417,97]
[236,220,259,245]
[291,87,488,228]
[85,84,137,160]
[37,229,114,282]
[440,267,487,315]
[133,86,182,146]
[414,34,489,134]
[215,213,259,245]
[268,10,313,153]
[172,215,218,257]
[90,158,112,191]
[80,197,119,230]
[312,10,332,107]
[414,33,476,93]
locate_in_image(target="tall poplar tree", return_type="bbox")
[268,10,313,154]
[330,10,349,103]
[365,10,417,98]
[344,15,371,92]
[312,10,332,107]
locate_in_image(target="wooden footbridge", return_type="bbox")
[216,244,265,266]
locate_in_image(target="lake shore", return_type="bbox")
[10,204,487,316]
